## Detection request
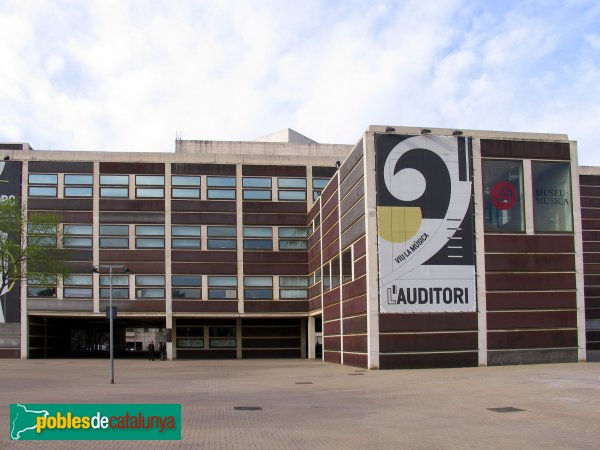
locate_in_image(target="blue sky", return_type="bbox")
[1,0,599,164]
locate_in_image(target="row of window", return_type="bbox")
[61,225,308,250]
[28,275,309,300]
[483,160,573,233]
[176,326,235,349]
[28,173,330,201]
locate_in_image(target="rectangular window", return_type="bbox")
[100,175,129,198]
[278,227,308,250]
[278,190,307,201]
[172,175,201,199]
[27,275,57,298]
[207,176,236,200]
[209,327,236,348]
[277,178,306,201]
[243,227,273,250]
[63,274,93,298]
[342,249,353,283]
[177,326,204,349]
[135,275,165,299]
[207,189,236,200]
[331,256,340,289]
[207,226,236,250]
[28,173,58,197]
[172,275,202,299]
[243,177,272,201]
[100,275,130,299]
[172,225,201,249]
[100,225,129,249]
[135,225,165,248]
[27,224,57,247]
[136,175,164,186]
[207,176,236,187]
[532,162,573,233]
[323,262,331,292]
[64,174,93,198]
[278,178,307,188]
[63,224,93,248]
[280,276,308,299]
[208,276,237,299]
[29,173,58,184]
[483,160,525,232]
[244,276,273,300]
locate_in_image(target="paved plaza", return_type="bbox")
[1,358,599,449]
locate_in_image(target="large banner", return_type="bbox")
[0,160,22,323]
[376,134,475,313]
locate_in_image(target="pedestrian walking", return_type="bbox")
[160,342,167,361]
[148,341,155,361]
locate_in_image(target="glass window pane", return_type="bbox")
[243,177,271,188]
[172,188,200,198]
[533,162,573,232]
[278,178,307,188]
[177,338,204,348]
[29,186,57,197]
[136,225,165,236]
[64,225,93,235]
[100,225,129,235]
[100,288,129,299]
[136,238,165,248]
[29,173,58,184]
[177,326,203,337]
[172,226,200,236]
[243,239,272,250]
[280,276,308,287]
[244,289,273,299]
[64,237,92,248]
[209,338,236,348]
[279,240,307,250]
[207,176,236,187]
[172,175,200,186]
[483,160,525,232]
[28,287,57,297]
[64,287,92,298]
[172,238,200,249]
[172,275,202,287]
[209,327,235,337]
[172,288,201,299]
[243,227,272,238]
[64,187,92,197]
[64,275,93,285]
[136,288,165,298]
[100,187,128,197]
[208,288,237,299]
[207,189,235,199]
[280,289,308,299]
[100,238,128,248]
[208,276,237,287]
[136,175,164,186]
[279,190,306,201]
[136,275,165,286]
[136,188,164,198]
[323,263,330,291]
[100,175,128,185]
[313,191,321,201]
[278,227,308,238]
[207,226,236,237]
[243,190,271,200]
[312,178,329,189]
[342,249,352,282]
[207,239,236,250]
[331,256,340,289]
[100,275,129,286]
[64,174,93,185]
[244,276,273,287]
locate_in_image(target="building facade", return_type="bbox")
[0,126,593,369]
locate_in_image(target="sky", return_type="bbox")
[1,0,599,165]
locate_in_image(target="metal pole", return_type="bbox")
[109,266,114,384]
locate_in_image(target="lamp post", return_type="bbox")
[92,264,129,384]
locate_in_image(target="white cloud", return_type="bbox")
[0,0,599,164]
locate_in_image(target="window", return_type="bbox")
[207,176,236,200]
[244,276,273,299]
[342,249,353,283]
[331,256,340,289]
[172,275,202,299]
[312,178,329,200]
[27,224,57,247]
[27,274,57,298]
[176,327,204,349]
[207,226,237,250]
[280,276,308,299]
[100,175,129,198]
[323,262,331,292]
[243,177,272,200]
[172,225,201,249]
[135,275,165,299]
[208,276,237,299]
[172,175,201,199]
[483,160,524,232]
[243,227,273,250]
[209,327,235,348]
[532,162,573,233]
[135,225,165,248]
[64,174,93,197]
[278,227,308,250]
[28,173,57,197]
[63,274,93,298]
[100,275,130,299]
[136,175,164,198]
[278,177,306,201]
[63,224,93,248]
[100,225,129,249]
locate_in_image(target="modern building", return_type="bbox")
[0,125,596,369]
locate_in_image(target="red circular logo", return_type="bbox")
[491,181,517,210]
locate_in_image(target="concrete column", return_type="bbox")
[300,317,307,358]
[92,161,100,314]
[236,164,244,314]
[165,163,173,355]
[523,159,534,235]
[307,315,316,359]
[236,317,242,359]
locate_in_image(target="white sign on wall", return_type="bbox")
[376,134,476,313]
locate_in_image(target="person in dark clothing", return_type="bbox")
[148,341,155,361]
[160,342,167,361]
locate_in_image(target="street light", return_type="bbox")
[92,264,130,384]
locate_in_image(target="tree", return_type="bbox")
[0,197,72,297]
